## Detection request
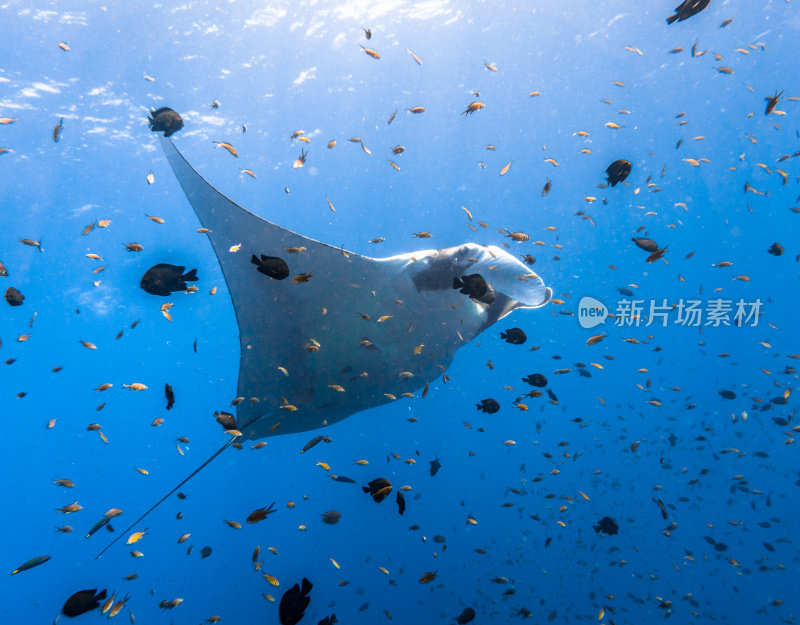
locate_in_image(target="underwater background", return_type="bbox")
[1,1,799,623]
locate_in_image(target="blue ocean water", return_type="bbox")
[2,1,798,623]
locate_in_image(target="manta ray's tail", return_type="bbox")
[95,406,278,558]
[95,437,238,558]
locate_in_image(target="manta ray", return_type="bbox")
[159,137,552,440]
[98,136,551,556]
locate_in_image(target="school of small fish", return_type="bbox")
[1,4,798,625]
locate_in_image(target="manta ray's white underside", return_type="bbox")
[161,137,552,440]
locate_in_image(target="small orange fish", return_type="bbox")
[462,102,485,115]
[123,383,147,391]
[406,49,422,65]
[292,150,307,169]
[126,530,147,545]
[360,46,380,59]
[213,141,238,158]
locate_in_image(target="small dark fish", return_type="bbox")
[85,515,110,538]
[652,497,668,520]
[331,475,355,483]
[159,598,184,610]
[765,91,783,116]
[148,107,184,137]
[429,458,441,476]
[719,390,736,400]
[396,490,406,515]
[522,373,547,387]
[476,398,500,414]
[165,383,175,410]
[520,254,536,265]
[767,242,783,256]
[605,159,632,186]
[547,388,558,402]
[362,477,392,503]
[246,502,277,523]
[593,516,618,535]
[140,264,198,296]
[200,545,212,558]
[362,27,372,39]
[617,287,634,297]
[5,286,24,306]
[251,254,290,280]
[632,237,659,252]
[301,435,324,454]
[279,577,312,625]
[53,117,63,143]
[542,179,551,197]
[456,607,476,624]
[214,410,237,431]
[666,0,711,25]
[317,615,337,625]
[18,237,43,252]
[11,554,51,575]
[500,328,527,345]
[646,246,668,263]
[62,588,107,617]
[453,274,488,300]
[321,510,341,525]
